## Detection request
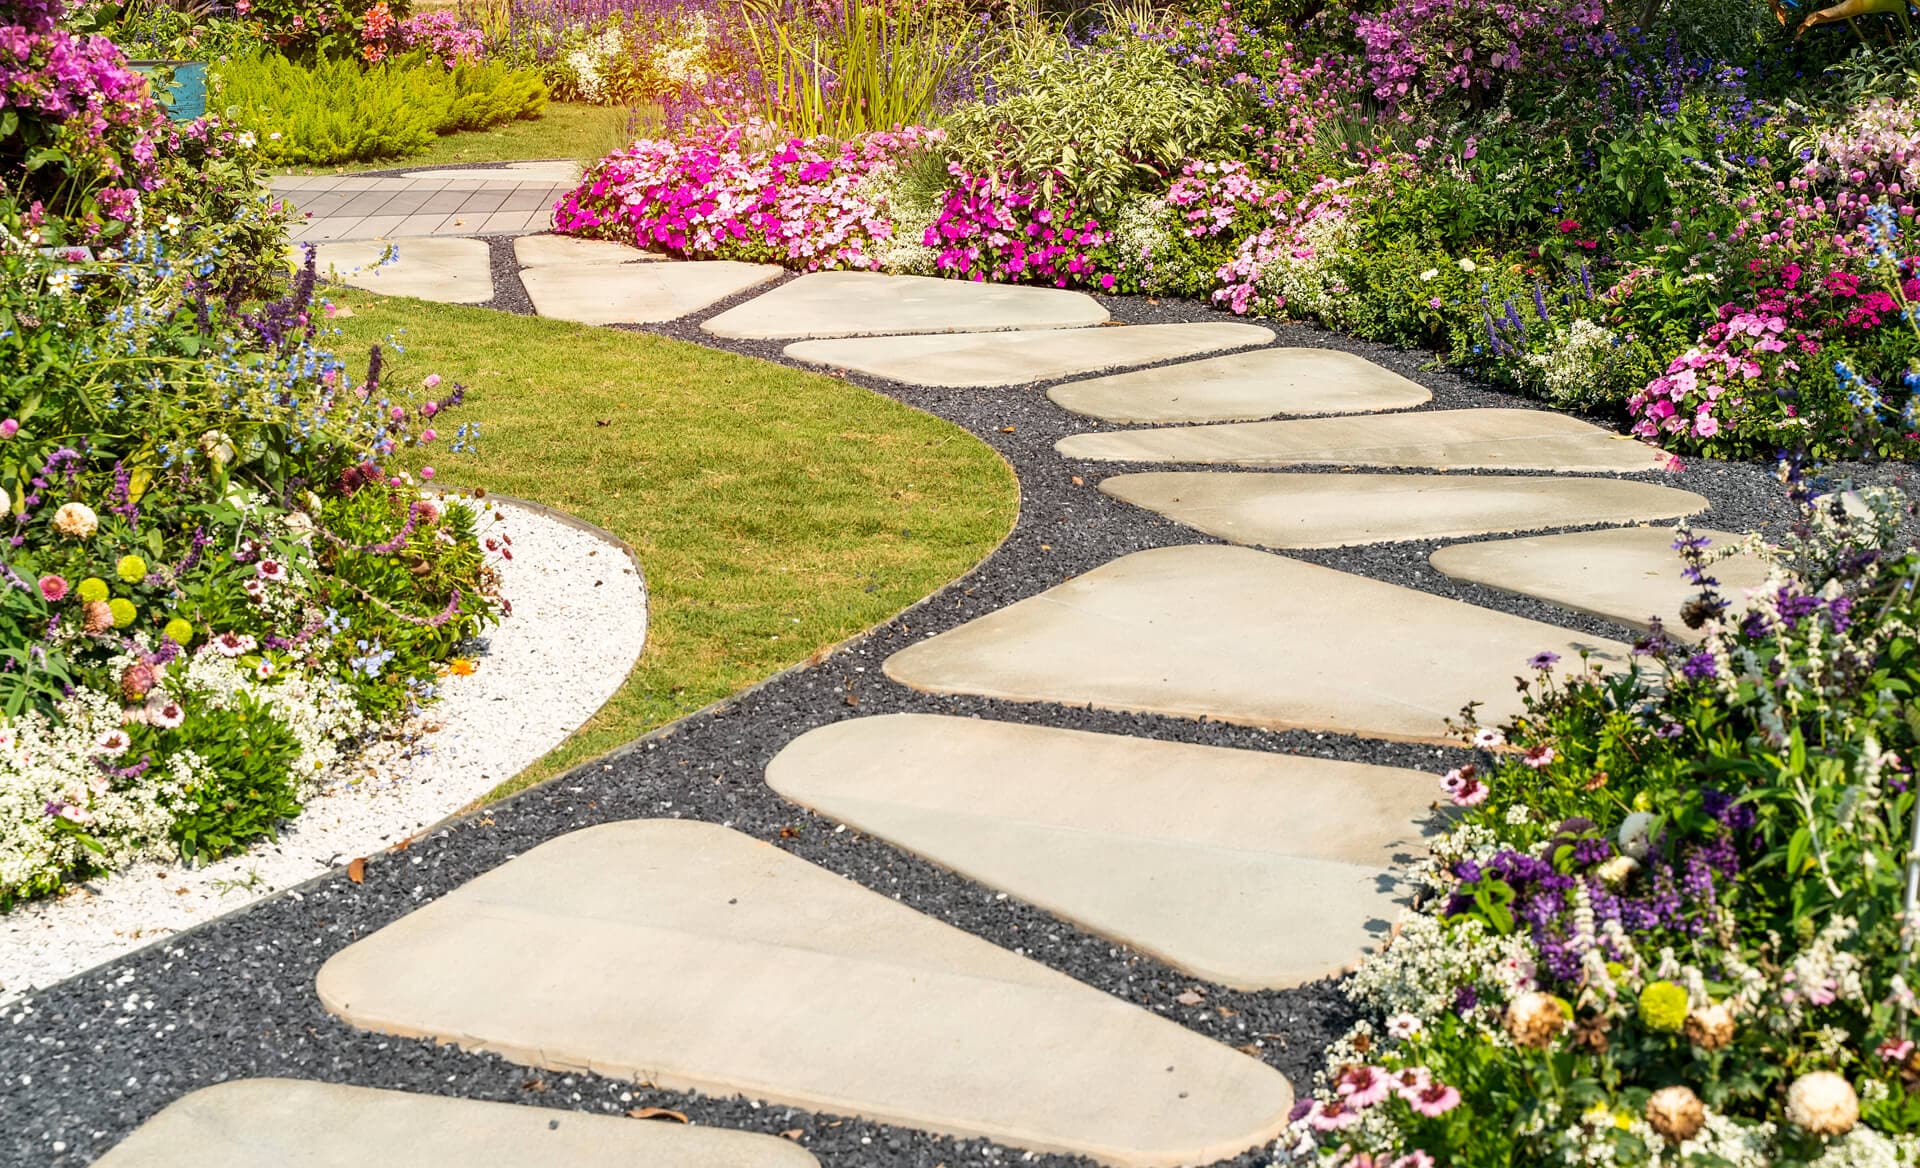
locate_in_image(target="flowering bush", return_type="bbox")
[925,165,1115,289]
[235,0,413,61]
[1352,0,1613,115]
[1284,489,1920,1165]
[389,10,487,66]
[556,124,936,270]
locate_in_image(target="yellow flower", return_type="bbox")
[76,577,110,603]
[108,598,136,628]
[116,555,148,584]
[442,657,477,677]
[1638,981,1689,1032]
[163,618,194,646]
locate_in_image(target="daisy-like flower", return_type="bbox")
[146,696,185,729]
[1440,764,1475,797]
[95,729,131,758]
[1391,1153,1435,1168]
[257,559,288,584]
[1390,1067,1432,1102]
[1450,774,1489,806]
[37,574,69,602]
[1408,1082,1461,1118]
[242,578,265,603]
[1523,745,1556,770]
[211,631,256,657]
[1527,650,1559,670]
[1306,1099,1362,1132]
[1473,728,1505,749]
[255,660,276,679]
[1385,1013,1423,1041]
[1335,1065,1392,1108]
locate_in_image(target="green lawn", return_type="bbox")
[325,296,1018,800]
[276,102,643,176]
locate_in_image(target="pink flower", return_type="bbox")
[1408,1083,1461,1118]
[1390,1067,1433,1101]
[1879,1039,1915,1063]
[419,429,436,443]
[1336,1065,1393,1108]
[0,419,17,438]
[420,466,436,480]
[257,559,288,584]
[1523,745,1556,770]
[37,574,68,602]
[1391,1153,1435,1168]
[1450,775,1489,806]
[424,373,442,389]
[1307,1098,1363,1131]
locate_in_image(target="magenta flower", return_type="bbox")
[1335,1065,1393,1108]
[1409,1083,1461,1117]
[37,574,68,602]
[1306,1098,1363,1131]
[0,419,16,438]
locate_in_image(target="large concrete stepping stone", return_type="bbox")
[95,1078,815,1168]
[766,714,1436,989]
[1100,472,1709,549]
[522,260,781,325]
[883,545,1633,744]
[1431,526,1771,639]
[1057,408,1670,473]
[515,233,664,267]
[316,820,1293,1168]
[305,237,494,303]
[1049,348,1432,422]
[703,271,1109,340]
[785,323,1275,388]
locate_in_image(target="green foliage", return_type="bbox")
[939,33,1236,212]
[210,51,545,166]
[162,690,304,862]
[741,0,979,137]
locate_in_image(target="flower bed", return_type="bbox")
[0,0,501,907]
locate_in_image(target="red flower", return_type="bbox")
[1558,219,1580,233]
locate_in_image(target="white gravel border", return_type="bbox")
[0,496,647,1002]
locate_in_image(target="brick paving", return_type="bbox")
[273,170,576,242]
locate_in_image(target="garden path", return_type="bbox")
[84,220,1746,1167]
[273,161,583,242]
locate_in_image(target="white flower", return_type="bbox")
[199,430,236,467]
[94,729,131,758]
[1617,811,1656,859]
[255,660,275,680]
[1786,1071,1860,1136]
[1596,855,1640,886]
[210,631,256,658]
[1457,258,1477,272]
[1473,727,1506,749]
[52,502,98,538]
[257,559,288,584]
[1385,1013,1423,1040]
[145,696,185,729]
[1419,268,1440,281]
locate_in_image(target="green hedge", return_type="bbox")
[212,52,547,166]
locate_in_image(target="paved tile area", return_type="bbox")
[766,714,1437,989]
[785,324,1276,388]
[274,165,578,242]
[1098,472,1710,549]
[304,237,495,303]
[316,820,1295,1168]
[1048,347,1432,422]
[702,271,1110,340]
[883,544,1634,744]
[1057,408,1674,473]
[95,1079,820,1168]
[1430,525,1771,638]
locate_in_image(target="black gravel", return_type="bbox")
[0,260,1838,1167]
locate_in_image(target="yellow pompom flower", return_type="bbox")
[108,598,137,628]
[1639,981,1689,1033]
[163,618,194,646]
[76,577,110,603]
[116,555,148,584]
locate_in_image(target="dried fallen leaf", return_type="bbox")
[1071,476,1084,486]
[779,1129,805,1141]
[1176,989,1206,1006]
[521,1077,547,1093]
[999,426,1016,433]
[347,857,366,884]
[778,825,801,839]
[628,1108,689,1123]
[596,418,612,427]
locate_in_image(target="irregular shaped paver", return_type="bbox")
[883,545,1633,744]
[317,820,1293,1168]
[305,237,494,304]
[94,1079,816,1168]
[515,233,663,267]
[785,324,1275,388]
[1049,347,1432,422]
[702,271,1109,340]
[1057,408,1671,473]
[522,260,782,325]
[766,714,1437,989]
[1430,525,1772,639]
[1099,472,1709,549]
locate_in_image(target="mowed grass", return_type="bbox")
[276,102,643,176]
[326,296,1018,798]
